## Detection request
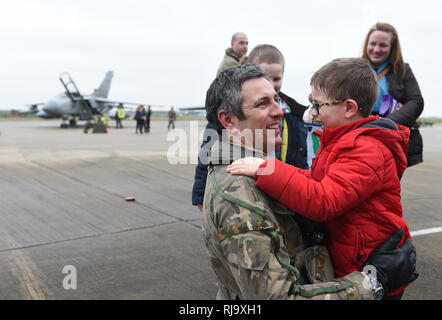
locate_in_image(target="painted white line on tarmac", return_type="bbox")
[410,226,442,237]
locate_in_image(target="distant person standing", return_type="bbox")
[145,105,152,133]
[216,32,248,76]
[168,106,176,131]
[116,103,125,129]
[135,105,146,134]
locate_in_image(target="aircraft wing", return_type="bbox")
[177,106,205,111]
[93,98,204,111]
[19,104,44,115]
[93,97,165,108]
[25,102,45,107]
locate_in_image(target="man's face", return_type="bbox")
[230,77,283,154]
[231,34,248,58]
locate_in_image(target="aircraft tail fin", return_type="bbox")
[94,71,113,98]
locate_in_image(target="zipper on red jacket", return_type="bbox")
[353,232,369,268]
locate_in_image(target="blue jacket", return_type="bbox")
[278,92,309,170]
[192,121,218,205]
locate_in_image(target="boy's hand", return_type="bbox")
[226,157,264,178]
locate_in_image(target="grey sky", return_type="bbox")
[1,0,440,117]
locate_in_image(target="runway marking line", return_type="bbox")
[410,226,442,237]
[10,250,48,300]
[6,235,52,300]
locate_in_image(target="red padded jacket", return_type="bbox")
[255,116,411,296]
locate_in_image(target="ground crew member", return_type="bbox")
[100,114,108,133]
[116,104,125,128]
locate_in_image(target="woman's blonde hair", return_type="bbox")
[362,22,406,78]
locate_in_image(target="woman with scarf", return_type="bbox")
[362,22,424,168]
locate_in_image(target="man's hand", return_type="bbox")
[226,157,264,178]
[197,204,203,212]
[364,229,418,293]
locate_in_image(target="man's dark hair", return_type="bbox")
[206,63,268,133]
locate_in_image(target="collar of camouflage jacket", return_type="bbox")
[225,47,241,62]
[208,139,267,166]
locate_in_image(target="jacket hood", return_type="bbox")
[360,117,410,176]
[317,116,410,176]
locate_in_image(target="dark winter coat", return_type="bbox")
[135,110,146,120]
[384,63,424,167]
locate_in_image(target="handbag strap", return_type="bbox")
[377,65,390,81]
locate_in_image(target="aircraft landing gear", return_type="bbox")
[60,117,78,128]
[60,117,68,128]
[68,118,78,128]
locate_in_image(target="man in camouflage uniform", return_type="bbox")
[202,63,417,300]
[216,32,248,76]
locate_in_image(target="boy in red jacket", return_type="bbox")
[226,57,413,299]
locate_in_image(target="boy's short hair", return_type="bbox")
[310,58,377,117]
[247,44,285,69]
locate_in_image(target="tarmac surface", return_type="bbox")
[0,119,441,300]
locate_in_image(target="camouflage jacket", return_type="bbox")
[202,139,373,300]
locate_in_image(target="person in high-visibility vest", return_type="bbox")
[100,114,108,133]
[116,104,125,128]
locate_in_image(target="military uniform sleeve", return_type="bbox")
[220,232,373,300]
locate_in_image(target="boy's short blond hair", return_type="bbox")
[310,58,377,117]
[247,44,285,69]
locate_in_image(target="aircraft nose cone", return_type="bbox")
[43,100,57,115]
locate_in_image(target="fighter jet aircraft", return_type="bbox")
[23,71,164,128]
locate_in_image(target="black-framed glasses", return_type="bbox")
[311,99,363,114]
[311,99,346,114]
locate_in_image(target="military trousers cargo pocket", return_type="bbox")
[300,246,335,284]
[238,233,271,271]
